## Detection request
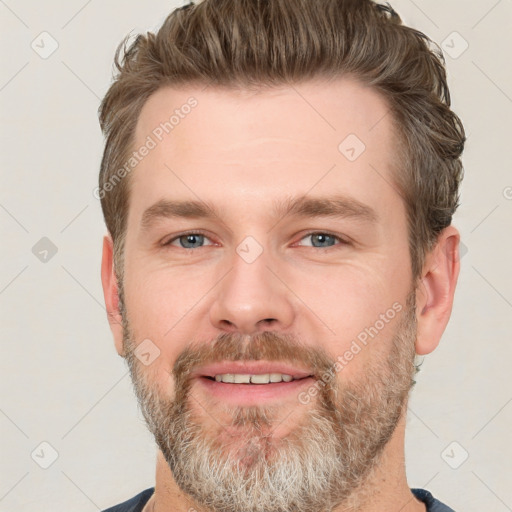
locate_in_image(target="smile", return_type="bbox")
[210,373,296,384]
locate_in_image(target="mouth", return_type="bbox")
[209,372,298,384]
[192,361,315,405]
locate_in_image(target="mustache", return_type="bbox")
[172,331,336,383]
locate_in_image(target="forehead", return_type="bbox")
[129,77,403,226]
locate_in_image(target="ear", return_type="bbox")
[100,234,125,357]
[415,225,461,355]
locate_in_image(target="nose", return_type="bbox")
[209,247,295,335]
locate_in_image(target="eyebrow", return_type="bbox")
[140,194,378,232]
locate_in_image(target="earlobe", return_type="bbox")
[415,226,461,355]
[100,234,125,357]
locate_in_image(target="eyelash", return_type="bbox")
[161,230,214,248]
[161,231,351,249]
[299,231,351,248]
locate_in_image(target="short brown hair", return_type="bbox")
[98,0,465,282]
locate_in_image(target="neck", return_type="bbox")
[144,411,426,512]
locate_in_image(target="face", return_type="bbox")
[116,78,419,511]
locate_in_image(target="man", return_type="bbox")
[98,0,465,511]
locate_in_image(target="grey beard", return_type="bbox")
[122,292,417,512]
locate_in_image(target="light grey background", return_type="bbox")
[1,1,511,511]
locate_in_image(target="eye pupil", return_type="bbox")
[180,234,204,248]
[172,233,340,249]
[312,233,335,247]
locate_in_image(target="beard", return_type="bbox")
[121,289,418,512]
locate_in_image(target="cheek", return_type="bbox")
[123,261,212,336]
[283,259,406,373]
[122,269,206,392]
[287,257,403,330]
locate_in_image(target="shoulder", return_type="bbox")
[101,487,154,512]
[411,488,456,512]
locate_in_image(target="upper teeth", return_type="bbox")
[214,373,294,384]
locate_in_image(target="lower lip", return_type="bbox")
[196,376,315,406]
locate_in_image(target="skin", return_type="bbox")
[101,77,460,512]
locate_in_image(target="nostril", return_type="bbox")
[219,319,236,329]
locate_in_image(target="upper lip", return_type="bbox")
[192,361,313,380]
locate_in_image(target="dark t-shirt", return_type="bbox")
[102,487,456,511]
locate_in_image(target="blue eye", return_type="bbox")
[310,233,336,247]
[298,232,346,248]
[166,233,209,249]
[179,234,204,248]
[163,231,347,250]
